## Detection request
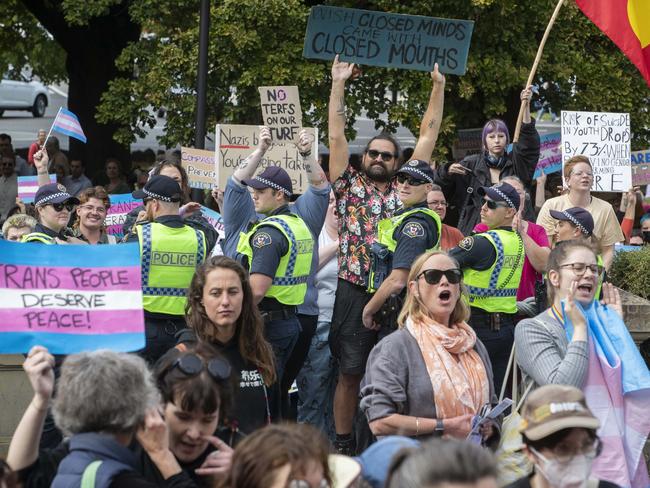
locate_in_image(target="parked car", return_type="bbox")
[0,71,48,117]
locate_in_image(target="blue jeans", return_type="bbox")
[265,316,301,383]
[297,321,337,441]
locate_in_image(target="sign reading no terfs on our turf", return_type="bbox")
[302,6,474,75]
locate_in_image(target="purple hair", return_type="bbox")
[481,119,510,152]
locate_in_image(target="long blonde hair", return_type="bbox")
[397,250,471,328]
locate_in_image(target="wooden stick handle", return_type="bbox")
[513,0,566,142]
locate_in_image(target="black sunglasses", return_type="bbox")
[417,268,462,285]
[483,198,509,210]
[169,354,232,382]
[367,149,396,160]
[50,202,75,212]
[396,174,428,186]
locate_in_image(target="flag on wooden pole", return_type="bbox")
[576,0,650,87]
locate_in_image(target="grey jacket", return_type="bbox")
[360,328,497,431]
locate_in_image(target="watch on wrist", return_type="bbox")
[435,419,444,437]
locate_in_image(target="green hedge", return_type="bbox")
[608,246,650,300]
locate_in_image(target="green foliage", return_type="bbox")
[608,246,650,300]
[5,0,650,158]
[0,0,66,84]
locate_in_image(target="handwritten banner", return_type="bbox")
[303,6,474,75]
[105,194,142,239]
[631,149,650,186]
[181,147,217,189]
[561,111,631,192]
[258,86,302,144]
[18,175,56,203]
[215,124,318,194]
[533,132,562,179]
[0,241,145,354]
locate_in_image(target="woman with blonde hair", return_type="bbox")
[360,250,498,442]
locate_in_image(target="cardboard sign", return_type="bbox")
[215,124,318,194]
[181,147,217,189]
[17,175,56,203]
[303,5,474,75]
[631,150,650,186]
[533,132,562,179]
[0,241,145,354]
[258,86,302,144]
[105,194,142,239]
[561,111,631,192]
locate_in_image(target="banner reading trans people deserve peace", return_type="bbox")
[0,241,145,354]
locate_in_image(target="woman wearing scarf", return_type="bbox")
[515,240,650,488]
[360,250,498,445]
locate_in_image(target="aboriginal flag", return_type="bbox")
[576,0,650,87]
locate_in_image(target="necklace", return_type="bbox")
[549,303,564,327]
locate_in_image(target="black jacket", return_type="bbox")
[434,119,540,236]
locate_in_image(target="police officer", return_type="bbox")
[126,175,214,363]
[362,159,441,330]
[449,182,525,394]
[22,183,82,244]
[236,166,315,382]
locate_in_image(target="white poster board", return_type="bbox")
[561,111,631,192]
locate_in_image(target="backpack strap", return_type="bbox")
[81,460,103,488]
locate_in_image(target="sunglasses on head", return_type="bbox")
[396,174,428,186]
[483,198,509,210]
[168,353,232,383]
[50,202,75,212]
[367,149,396,161]
[417,268,462,285]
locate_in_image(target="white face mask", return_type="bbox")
[531,448,593,488]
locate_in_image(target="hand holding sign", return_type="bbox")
[431,63,445,85]
[332,54,356,83]
[258,126,272,153]
[297,129,314,156]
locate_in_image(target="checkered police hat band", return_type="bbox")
[564,211,589,236]
[255,176,292,196]
[404,167,433,184]
[492,187,515,209]
[36,192,72,206]
[143,188,173,202]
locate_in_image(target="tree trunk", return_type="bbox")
[20,0,140,182]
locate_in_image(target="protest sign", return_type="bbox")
[105,193,142,239]
[181,147,216,189]
[258,86,302,144]
[18,175,56,203]
[631,149,650,186]
[0,241,145,354]
[200,206,225,245]
[533,132,562,179]
[561,111,631,192]
[215,124,318,194]
[303,5,474,75]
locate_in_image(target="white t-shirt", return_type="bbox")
[536,194,624,247]
[315,228,338,323]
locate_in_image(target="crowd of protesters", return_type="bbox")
[0,54,649,488]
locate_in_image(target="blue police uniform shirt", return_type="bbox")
[391,202,440,270]
[248,206,291,278]
[222,176,330,316]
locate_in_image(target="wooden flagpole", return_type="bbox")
[513,0,566,142]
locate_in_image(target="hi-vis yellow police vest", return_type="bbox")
[136,222,206,316]
[368,207,442,293]
[463,229,524,314]
[236,214,313,306]
[22,232,55,244]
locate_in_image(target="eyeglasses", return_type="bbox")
[79,205,107,214]
[570,170,593,178]
[417,268,462,285]
[396,174,427,186]
[367,149,396,161]
[427,200,448,208]
[559,262,604,276]
[531,438,602,465]
[482,198,509,210]
[168,354,232,383]
[50,202,75,212]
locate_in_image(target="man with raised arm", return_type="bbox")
[328,54,445,455]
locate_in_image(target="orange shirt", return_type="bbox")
[441,224,464,251]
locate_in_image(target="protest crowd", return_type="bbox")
[1,5,650,488]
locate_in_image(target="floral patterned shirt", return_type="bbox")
[333,165,399,287]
